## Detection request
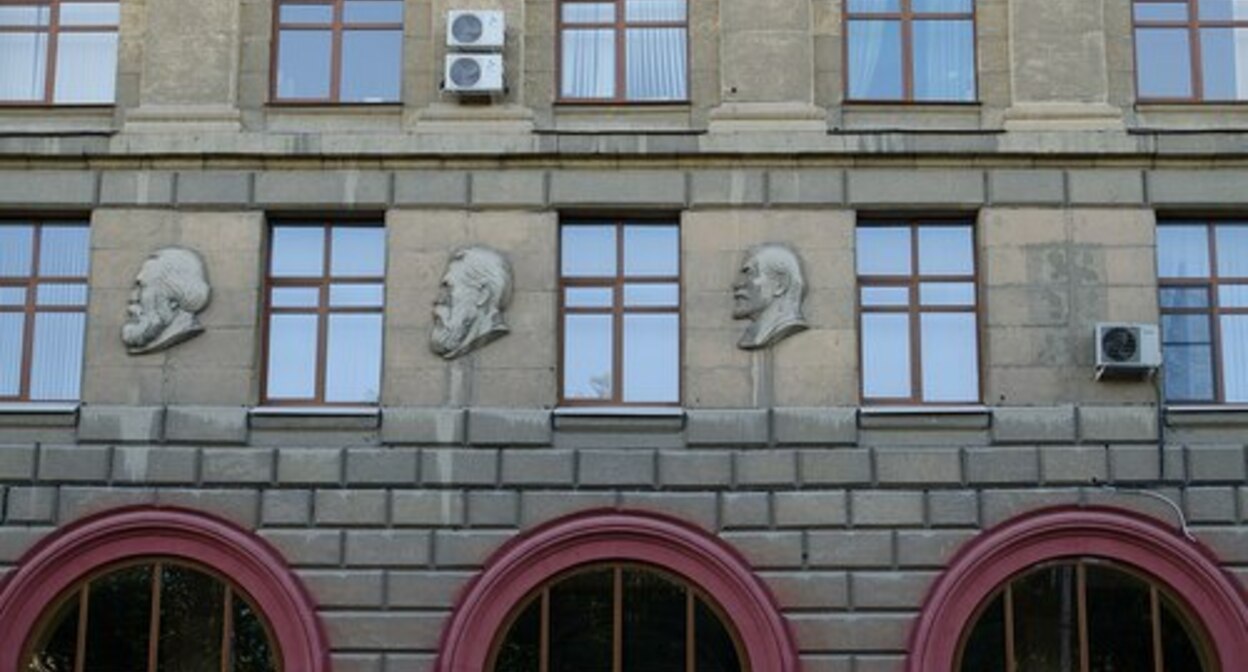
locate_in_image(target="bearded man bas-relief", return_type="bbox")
[122,247,212,355]
[430,245,513,359]
[732,243,809,350]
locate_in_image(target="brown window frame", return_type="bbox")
[1132,0,1248,103]
[0,220,89,403]
[0,0,120,106]
[856,219,982,405]
[260,221,386,406]
[842,0,979,103]
[555,0,691,104]
[269,0,404,104]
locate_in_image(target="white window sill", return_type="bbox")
[0,402,80,427]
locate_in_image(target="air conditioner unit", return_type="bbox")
[444,53,504,94]
[1094,322,1161,379]
[447,10,505,50]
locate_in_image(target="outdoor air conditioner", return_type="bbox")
[447,10,505,50]
[1094,322,1161,379]
[444,53,504,94]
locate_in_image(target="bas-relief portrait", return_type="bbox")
[431,245,513,359]
[122,247,212,355]
[732,243,809,350]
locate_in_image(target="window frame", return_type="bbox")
[1132,0,1248,103]
[842,0,979,104]
[269,0,404,104]
[555,0,691,104]
[0,0,120,106]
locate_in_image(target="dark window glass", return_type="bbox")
[694,599,742,672]
[0,0,118,104]
[1012,565,1080,672]
[559,0,688,101]
[958,593,1006,671]
[846,0,976,102]
[158,564,225,672]
[1085,564,1154,672]
[1133,0,1248,101]
[25,593,79,672]
[232,598,278,672]
[1160,593,1208,671]
[273,0,402,103]
[549,569,614,672]
[494,599,541,672]
[83,564,154,672]
[621,568,686,672]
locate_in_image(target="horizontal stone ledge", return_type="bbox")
[0,403,80,428]
[858,406,991,431]
[248,406,381,431]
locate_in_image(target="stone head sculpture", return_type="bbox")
[732,243,808,350]
[122,246,212,355]
[431,245,513,359]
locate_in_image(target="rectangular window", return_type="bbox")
[262,222,386,405]
[856,220,980,404]
[558,0,688,102]
[273,0,403,103]
[845,0,977,102]
[0,221,89,401]
[0,0,119,104]
[1133,0,1248,101]
[560,220,680,405]
[1157,221,1248,403]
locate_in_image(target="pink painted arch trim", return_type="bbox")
[906,506,1248,672]
[436,509,800,672]
[0,506,331,672]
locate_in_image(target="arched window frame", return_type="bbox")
[0,506,330,672]
[436,509,799,672]
[907,506,1248,672]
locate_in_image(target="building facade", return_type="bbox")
[1,0,1247,670]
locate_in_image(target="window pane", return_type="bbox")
[1162,313,1211,344]
[0,6,51,25]
[566,287,614,307]
[232,598,278,672]
[861,286,909,306]
[276,30,332,99]
[329,283,384,307]
[280,3,333,23]
[0,287,24,305]
[562,29,615,98]
[623,225,678,276]
[562,2,616,23]
[1215,224,1248,276]
[331,227,386,276]
[36,283,87,306]
[626,0,686,22]
[562,225,617,277]
[1200,28,1248,100]
[1135,29,1193,98]
[863,312,911,398]
[621,569,685,672]
[548,570,614,672]
[623,313,678,402]
[0,313,23,396]
[38,226,89,276]
[25,589,79,672]
[920,312,978,402]
[341,29,401,102]
[1085,565,1155,672]
[918,226,973,274]
[0,33,47,101]
[1199,0,1248,20]
[1156,226,1209,277]
[83,565,153,672]
[847,0,900,12]
[1221,315,1248,402]
[266,314,318,399]
[626,28,687,100]
[1133,2,1189,21]
[343,0,403,23]
[913,0,972,11]
[694,598,742,672]
[325,314,382,402]
[913,20,976,101]
[53,32,117,103]
[29,312,84,400]
[271,287,320,308]
[857,227,911,275]
[1159,287,1209,308]
[60,2,120,26]
[919,282,975,306]
[1163,344,1215,401]
[0,226,33,276]
[624,282,678,307]
[848,20,903,99]
[158,565,224,672]
[958,594,1007,672]
[1012,565,1081,672]
[493,599,541,672]
[271,227,325,277]
[1159,594,1207,672]
[1220,284,1248,307]
[564,314,613,399]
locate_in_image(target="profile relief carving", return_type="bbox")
[122,246,212,355]
[732,243,809,350]
[431,245,513,359]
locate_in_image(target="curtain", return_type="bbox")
[848,20,899,99]
[0,33,46,101]
[913,19,975,101]
[562,29,615,98]
[626,28,686,100]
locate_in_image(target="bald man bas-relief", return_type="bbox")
[732,243,809,350]
[431,245,513,359]
[122,247,212,355]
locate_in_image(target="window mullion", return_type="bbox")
[540,589,550,672]
[1004,585,1016,672]
[73,584,89,672]
[614,222,626,403]
[315,225,332,403]
[613,566,623,672]
[147,563,163,672]
[18,226,41,401]
[1150,585,1164,672]
[910,224,922,402]
[685,589,695,672]
[331,0,344,101]
[1190,0,1204,99]
[45,0,61,103]
[616,0,626,101]
[221,587,234,672]
[902,0,914,100]
[1076,563,1090,672]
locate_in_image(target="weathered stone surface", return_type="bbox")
[78,405,164,443]
[467,408,551,446]
[1079,406,1158,443]
[992,406,1076,443]
[381,408,465,445]
[112,446,197,484]
[686,410,769,446]
[774,408,858,446]
[165,406,248,444]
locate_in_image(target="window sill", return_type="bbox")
[551,103,695,133]
[553,406,685,432]
[0,402,80,427]
[249,406,380,430]
[1164,405,1248,428]
[0,105,115,134]
[859,405,991,430]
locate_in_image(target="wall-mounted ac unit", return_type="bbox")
[1094,322,1161,379]
[444,53,504,93]
[447,10,505,50]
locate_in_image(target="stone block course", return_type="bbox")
[346,449,418,485]
[254,171,389,208]
[966,447,1039,484]
[381,408,465,445]
[521,491,617,527]
[719,531,805,569]
[767,169,844,206]
[260,529,343,566]
[1185,487,1239,523]
[736,450,797,486]
[775,491,848,528]
[989,170,1065,205]
[851,491,925,527]
[774,408,858,446]
[549,170,686,207]
[896,529,978,567]
[1041,446,1108,484]
[262,489,312,525]
[686,410,770,446]
[176,171,252,206]
[1067,170,1145,205]
[466,491,519,527]
[981,488,1082,527]
[322,611,446,650]
[659,451,733,488]
[467,409,552,446]
[78,405,164,443]
[501,450,575,486]
[5,486,56,523]
[928,491,980,526]
[470,170,547,208]
[0,445,36,480]
[1109,444,1184,483]
[59,486,156,522]
[316,490,388,526]
[111,446,198,484]
[202,447,273,484]
[690,169,766,206]
[721,492,771,529]
[387,571,472,608]
[761,571,850,609]
[155,488,259,529]
[433,530,514,567]
[392,490,465,527]
[100,171,176,206]
[1187,446,1247,483]
[851,571,938,609]
[299,570,386,608]
[394,170,470,206]
[345,530,431,567]
[422,449,498,486]
[847,169,984,207]
[992,406,1077,443]
[620,492,718,531]
[39,445,110,482]
[808,530,893,568]
[579,450,656,488]
[0,170,96,207]
[1078,406,1158,443]
[789,612,913,652]
[800,449,873,486]
[0,526,54,562]
[165,406,248,444]
[875,448,961,485]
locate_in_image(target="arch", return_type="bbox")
[436,509,800,672]
[907,506,1248,672]
[0,506,331,672]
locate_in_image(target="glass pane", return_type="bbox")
[847,0,900,12]
[919,282,975,306]
[1216,224,1248,276]
[0,287,24,305]
[60,2,120,25]
[626,28,687,100]
[1159,594,1208,672]
[848,20,903,99]
[325,314,382,403]
[158,565,224,672]
[1085,565,1155,672]
[1219,284,1248,307]
[913,0,972,11]
[623,226,679,276]
[566,287,614,308]
[271,227,325,277]
[343,0,403,22]
[1134,2,1189,21]
[0,313,23,396]
[920,313,978,402]
[232,598,278,672]
[548,569,614,672]
[1135,29,1193,98]
[913,20,975,101]
[36,283,87,306]
[694,598,742,672]
[38,226,90,277]
[341,29,401,102]
[1199,0,1248,20]
[918,226,973,274]
[562,3,615,23]
[625,0,686,22]
[1159,287,1209,308]
[857,227,911,275]
[0,6,51,25]
[1221,315,1248,402]
[1200,28,1248,100]
[862,312,911,398]
[1162,313,1211,344]
[624,283,679,307]
[958,594,1006,672]
[562,29,615,98]
[276,30,332,99]
[0,33,47,101]
[1156,226,1209,278]
[623,313,679,403]
[29,312,84,400]
[280,3,333,22]
[271,286,320,308]
[861,286,909,306]
[329,283,384,307]
[1012,565,1080,672]
[0,226,33,276]
[330,227,386,276]
[621,569,685,672]
[25,590,79,672]
[493,599,541,672]
[83,565,153,672]
[53,32,117,103]
[266,314,318,399]
[1162,343,1215,401]
[564,314,613,400]
[562,226,617,277]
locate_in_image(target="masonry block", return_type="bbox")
[381,408,465,445]
[1109,444,1184,483]
[421,449,497,486]
[992,406,1076,444]
[1191,527,1248,562]
[387,571,473,608]
[322,612,445,651]
[165,406,248,444]
[686,410,769,446]
[775,491,848,528]
[621,493,719,531]
[1187,446,1247,483]
[467,409,551,446]
[761,571,850,610]
[989,170,1064,205]
[394,170,469,206]
[298,569,386,608]
[550,170,686,207]
[774,408,858,446]
[344,530,431,566]
[346,448,418,485]
[5,487,57,523]
[78,405,164,443]
[260,529,343,566]
[275,448,342,485]
[316,490,387,526]
[851,571,939,609]
[851,491,925,527]
[262,490,311,525]
[392,490,465,526]
[176,171,251,206]
[201,447,273,484]
[690,169,766,206]
[1068,170,1145,205]
[0,170,95,207]
[658,451,733,488]
[1041,446,1108,484]
[800,449,873,486]
[808,530,893,568]
[579,450,656,488]
[521,491,617,527]
[981,488,1082,527]
[966,447,1039,484]
[500,449,575,486]
[254,171,389,209]
[721,492,770,529]
[1079,406,1158,443]
[847,169,985,207]
[1186,487,1239,523]
[434,530,514,568]
[875,448,962,485]
[767,169,844,206]
[928,491,980,527]
[1148,170,1248,206]
[470,170,547,208]
[58,486,156,522]
[155,488,259,529]
[99,171,176,206]
[0,444,36,480]
[0,526,54,562]
[896,529,978,568]
[112,446,198,484]
[736,450,797,486]
[788,613,913,653]
[720,531,805,569]
[466,491,519,527]
[39,444,110,482]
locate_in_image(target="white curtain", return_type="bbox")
[1222,316,1248,402]
[625,0,685,22]
[914,19,975,101]
[562,29,615,98]
[53,32,116,103]
[848,20,893,99]
[626,28,686,100]
[0,33,46,101]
